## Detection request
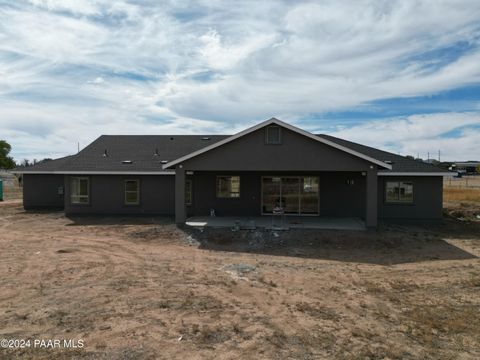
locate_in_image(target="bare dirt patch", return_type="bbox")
[0,200,479,359]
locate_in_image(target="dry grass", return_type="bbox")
[443,186,480,221]
[444,187,480,203]
[403,304,480,348]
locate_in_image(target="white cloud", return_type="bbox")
[28,0,101,16]
[327,112,480,160]
[89,76,105,84]
[199,29,276,70]
[0,0,480,160]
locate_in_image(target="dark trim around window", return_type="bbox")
[70,176,90,205]
[216,175,241,198]
[385,181,414,204]
[186,179,193,206]
[124,179,140,205]
[265,125,282,145]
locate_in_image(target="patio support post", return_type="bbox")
[175,166,186,224]
[365,166,378,228]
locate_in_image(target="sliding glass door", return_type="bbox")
[262,177,281,214]
[281,177,300,214]
[261,176,319,215]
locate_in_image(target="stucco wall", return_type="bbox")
[23,174,64,209]
[377,176,443,220]
[64,175,175,215]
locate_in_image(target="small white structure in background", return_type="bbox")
[0,170,17,186]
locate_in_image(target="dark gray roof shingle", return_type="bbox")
[17,132,448,174]
[317,134,447,173]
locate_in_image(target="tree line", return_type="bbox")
[0,140,52,170]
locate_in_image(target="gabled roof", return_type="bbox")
[162,118,392,170]
[13,118,453,176]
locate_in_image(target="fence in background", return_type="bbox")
[444,175,480,189]
[0,172,23,201]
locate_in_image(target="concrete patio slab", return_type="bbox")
[185,216,366,231]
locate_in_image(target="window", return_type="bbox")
[385,181,413,203]
[125,180,140,205]
[216,176,240,198]
[262,176,319,215]
[71,177,89,204]
[265,126,282,144]
[185,179,192,205]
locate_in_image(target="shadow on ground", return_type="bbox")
[65,215,174,226]
[183,223,478,265]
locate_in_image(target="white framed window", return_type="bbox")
[125,179,140,205]
[216,176,240,198]
[71,177,89,204]
[385,181,413,203]
[185,179,192,206]
[265,125,282,144]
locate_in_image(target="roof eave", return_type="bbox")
[14,171,175,175]
[378,171,455,176]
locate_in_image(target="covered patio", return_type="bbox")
[185,215,366,230]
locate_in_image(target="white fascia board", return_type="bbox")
[378,172,455,176]
[14,171,175,175]
[163,118,392,170]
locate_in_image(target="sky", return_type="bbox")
[1,0,480,162]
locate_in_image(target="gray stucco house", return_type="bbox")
[15,118,451,228]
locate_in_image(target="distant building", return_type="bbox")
[451,161,480,174]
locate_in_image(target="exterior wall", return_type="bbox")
[378,176,443,221]
[319,172,366,217]
[191,171,261,217]
[190,171,367,218]
[64,175,175,215]
[183,127,373,172]
[23,174,64,209]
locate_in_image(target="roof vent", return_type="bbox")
[384,160,393,164]
[154,148,159,156]
[122,160,133,164]
[102,149,108,157]
[160,160,168,164]
[202,137,211,140]
[170,137,174,140]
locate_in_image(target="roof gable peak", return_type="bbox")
[163,117,392,170]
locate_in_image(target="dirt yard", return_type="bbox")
[0,199,479,359]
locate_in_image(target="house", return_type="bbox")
[14,118,452,228]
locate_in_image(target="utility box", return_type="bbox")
[0,179,3,201]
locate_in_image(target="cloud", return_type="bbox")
[0,0,480,161]
[89,76,105,84]
[326,112,480,160]
[198,29,276,70]
[28,0,101,16]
